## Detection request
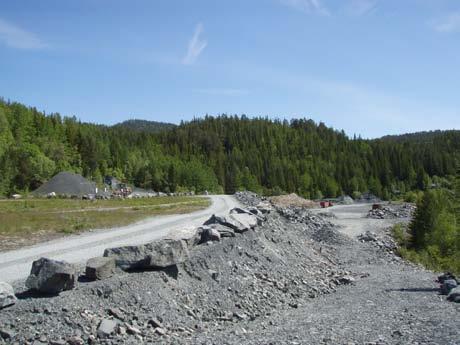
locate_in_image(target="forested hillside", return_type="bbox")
[0,99,459,197]
[113,119,176,133]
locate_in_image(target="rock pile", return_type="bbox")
[357,230,401,264]
[269,193,318,208]
[0,192,358,344]
[367,203,416,219]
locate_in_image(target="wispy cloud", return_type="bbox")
[432,12,460,33]
[0,18,46,50]
[182,23,207,65]
[279,0,330,16]
[194,88,249,96]
[344,0,378,16]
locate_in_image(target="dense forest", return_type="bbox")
[112,119,176,133]
[0,98,459,198]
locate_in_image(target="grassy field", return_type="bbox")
[0,196,210,249]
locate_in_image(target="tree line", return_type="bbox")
[0,99,459,198]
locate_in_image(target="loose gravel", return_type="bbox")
[0,192,458,345]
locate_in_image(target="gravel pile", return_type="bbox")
[0,194,354,345]
[269,193,317,208]
[32,172,97,197]
[367,203,416,219]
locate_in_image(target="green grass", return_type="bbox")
[391,223,460,275]
[0,196,210,239]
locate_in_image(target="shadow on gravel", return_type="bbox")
[77,275,93,283]
[15,290,58,300]
[125,264,179,280]
[386,287,440,293]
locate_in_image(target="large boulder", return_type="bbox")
[229,212,258,230]
[199,226,221,243]
[103,239,189,270]
[182,227,205,248]
[25,258,76,295]
[204,213,257,233]
[441,279,458,295]
[447,286,460,303]
[86,257,116,281]
[230,207,265,224]
[208,224,235,238]
[0,282,16,309]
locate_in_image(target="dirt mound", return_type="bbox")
[33,172,96,197]
[269,193,318,208]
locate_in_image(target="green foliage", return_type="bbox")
[403,190,423,203]
[0,99,459,198]
[392,223,410,248]
[399,183,460,274]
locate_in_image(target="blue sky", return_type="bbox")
[0,0,459,138]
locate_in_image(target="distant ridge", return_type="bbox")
[377,130,460,143]
[113,119,176,133]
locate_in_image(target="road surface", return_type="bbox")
[0,195,240,283]
[312,203,399,238]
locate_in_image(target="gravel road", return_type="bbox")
[314,203,404,238]
[0,195,240,283]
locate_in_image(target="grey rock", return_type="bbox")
[447,286,460,302]
[85,257,116,281]
[25,258,76,294]
[183,227,205,248]
[97,318,118,338]
[200,226,221,243]
[67,336,84,345]
[441,279,458,295]
[208,224,235,238]
[0,282,16,309]
[0,329,14,340]
[126,324,141,335]
[229,212,258,231]
[49,340,66,345]
[231,207,265,224]
[148,317,164,329]
[107,307,125,321]
[104,239,189,270]
[204,213,257,233]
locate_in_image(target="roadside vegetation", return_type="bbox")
[393,167,460,274]
[0,196,210,250]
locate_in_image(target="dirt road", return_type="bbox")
[0,195,240,283]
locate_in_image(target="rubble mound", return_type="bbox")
[269,193,318,208]
[367,203,416,219]
[32,172,96,197]
[0,194,355,344]
[234,191,265,206]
